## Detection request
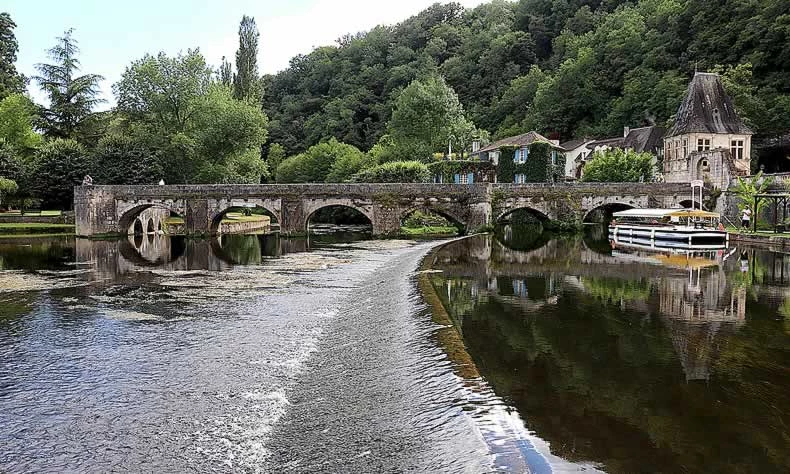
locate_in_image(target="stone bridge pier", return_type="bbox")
[74,182,694,237]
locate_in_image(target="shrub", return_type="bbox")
[353,160,430,183]
[32,139,93,209]
[581,148,654,182]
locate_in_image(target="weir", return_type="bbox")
[74,182,694,237]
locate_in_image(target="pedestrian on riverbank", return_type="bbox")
[741,208,752,231]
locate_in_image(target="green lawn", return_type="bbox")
[400,225,459,236]
[0,223,74,229]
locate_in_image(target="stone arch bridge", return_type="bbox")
[74,182,694,237]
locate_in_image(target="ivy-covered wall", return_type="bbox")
[496,142,566,183]
[428,160,496,183]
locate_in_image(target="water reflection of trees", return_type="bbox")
[429,234,790,473]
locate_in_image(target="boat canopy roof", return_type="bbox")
[612,208,720,219]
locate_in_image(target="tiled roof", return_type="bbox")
[475,131,564,154]
[667,72,752,136]
[559,137,594,150]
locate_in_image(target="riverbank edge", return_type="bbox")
[416,234,485,379]
[729,231,790,250]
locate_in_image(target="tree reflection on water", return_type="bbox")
[428,230,790,473]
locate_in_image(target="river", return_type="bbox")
[0,229,788,473]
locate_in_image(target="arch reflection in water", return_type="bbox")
[426,231,790,473]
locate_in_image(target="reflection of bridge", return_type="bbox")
[74,182,694,236]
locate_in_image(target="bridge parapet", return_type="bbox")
[74,182,694,237]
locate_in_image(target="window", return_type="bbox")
[697,138,711,151]
[459,173,468,184]
[514,174,526,184]
[682,139,688,158]
[731,139,745,160]
[514,147,528,163]
[551,150,557,165]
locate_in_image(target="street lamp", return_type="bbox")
[448,134,456,159]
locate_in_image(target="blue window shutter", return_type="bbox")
[523,148,529,161]
[467,173,474,184]
[513,149,519,162]
[454,174,460,183]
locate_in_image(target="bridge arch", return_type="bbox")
[209,203,280,234]
[305,203,373,232]
[582,202,635,223]
[400,206,467,233]
[496,206,551,224]
[118,203,182,235]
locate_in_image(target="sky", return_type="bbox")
[7,0,488,108]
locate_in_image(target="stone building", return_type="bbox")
[663,72,752,188]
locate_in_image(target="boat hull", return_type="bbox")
[608,224,728,245]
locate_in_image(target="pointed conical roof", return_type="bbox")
[667,72,752,137]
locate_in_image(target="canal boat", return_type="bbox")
[609,208,727,247]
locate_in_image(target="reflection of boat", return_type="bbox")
[609,209,727,246]
[610,234,727,251]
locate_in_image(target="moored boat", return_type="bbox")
[608,208,728,246]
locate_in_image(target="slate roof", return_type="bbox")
[667,72,752,137]
[585,126,665,154]
[559,137,594,150]
[475,131,564,155]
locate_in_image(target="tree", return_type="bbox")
[92,134,162,185]
[0,93,42,154]
[731,171,773,220]
[34,29,104,139]
[352,160,430,183]
[581,149,655,183]
[0,176,17,209]
[219,56,232,88]
[32,138,92,209]
[266,143,286,172]
[275,138,364,183]
[389,75,476,160]
[188,85,268,183]
[0,12,26,99]
[114,49,212,133]
[233,15,261,103]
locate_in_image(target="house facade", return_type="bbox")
[559,137,595,179]
[469,131,565,183]
[663,72,752,188]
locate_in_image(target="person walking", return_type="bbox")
[741,207,752,231]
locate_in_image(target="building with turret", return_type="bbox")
[663,72,752,188]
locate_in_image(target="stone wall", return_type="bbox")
[0,212,74,224]
[75,182,694,237]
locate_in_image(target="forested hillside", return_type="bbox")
[263,0,790,156]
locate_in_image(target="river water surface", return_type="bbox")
[1,229,788,473]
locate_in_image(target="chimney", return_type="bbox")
[623,126,630,138]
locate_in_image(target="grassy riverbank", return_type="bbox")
[400,225,458,236]
[0,223,75,235]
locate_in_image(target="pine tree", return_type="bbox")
[233,15,261,103]
[34,29,104,139]
[0,12,26,99]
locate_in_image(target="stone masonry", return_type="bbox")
[74,182,695,237]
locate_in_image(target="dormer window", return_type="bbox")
[731,139,745,160]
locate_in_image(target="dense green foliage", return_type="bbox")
[115,53,268,184]
[32,139,92,209]
[233,15,262,103]
[0,94,42,154]
[33,29,104,140]
[275,138,369,183]
[0,176,17,208]
[732,171,773,216]
[581,148,654,182]
[0,13,25,100]
[353,160,430,183]
[264,0,790,155]
[92,135,162,185]
[497,142,565,183]
[427,160,496,183]
[387,75,475,161]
